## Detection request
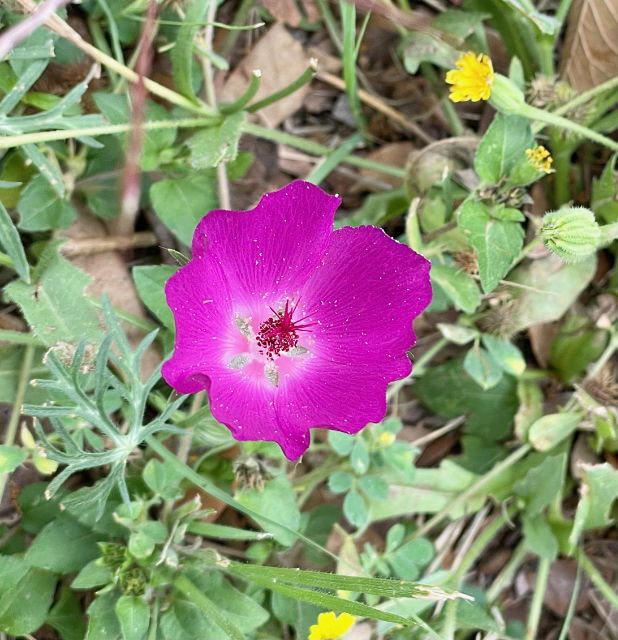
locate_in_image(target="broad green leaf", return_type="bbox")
[46,586,87,640]
[591,154,617,223]
[0,150,37,208]
[236,474,300,546]
[430,262,481,314]
[358,476,389,501]
[502,0,559,33]
[188,111,246,169]
[328,430,354,455]
[508,254,596,333]
[570,463,618,548]
[388,538,434,581]
[142,457,183,499]
[4,243,102,345]
[482,334,526,376]
[437,323,478,345]
[513,453,566,515]
[25,514,101,574]
[0,445,27,473]
[115,595,150,640]
[402,32,459,74]
[0,199,29,281]
[458,200,523,293]
[0,555,56,636]
[132,265,177,331]
[328,471,354,494]
[463,346,503,390]
[85,591,121,640]
[149,173,218,245]
[343,489,369,528]
[17,174,75,231]
[522,513,558,560]
[271,591,321,640]
[170,0,209,100]
[474,113,534,183]
[351,438,370,475]
[72,559,114,590]
[528,412,582,451]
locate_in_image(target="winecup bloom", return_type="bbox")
[162,181,431,459]
[446,52,494,102]
[308,612,355,640]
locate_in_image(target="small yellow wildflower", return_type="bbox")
[445,52,494,102]
[525,145,553,174]
[308,612,355,640]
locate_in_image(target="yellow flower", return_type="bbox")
[308,612,355,640]
[525,145,553,174]
[445,52,494,102]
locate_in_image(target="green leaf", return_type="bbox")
[0,199,29,281]
[514,453,566,515]
[358,476,389,501]
[85,591,121,640]
[149,173,218,245]
[0,444,27,473]
[481,334,526,376]
[25,514,101,574]
[188,112,246,169]
[508,254,597,333]
[72,559,113,590]
[142,457,183,499]
[570,463,618,548]
[351,438,370,475]
[236,474,300,546]
[328,430,354,456]
[528,412,581,451]
[170,0,209,100]
[388,538,434,581]
[458,200,523,293]
[0,555,56,636]
[4,244,103,345]
[463,346,503,390]
[132,265,177,331]
[343,489,369,528]
[17,174,75,231]
[591,154,617,223]
[522,513,558,560]
[474,113,534,183]
[437,323,478,345]
[328,471,354,494]
[271,591,321,640]
[115,595,150,640]
[46,586,87,640]
[402,32,459,74]
[430,262,481,314]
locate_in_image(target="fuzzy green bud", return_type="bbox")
[539,207,601,262]
[488,74,526,114]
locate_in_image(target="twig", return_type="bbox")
[0,0,71,60]
[58,232,158,256]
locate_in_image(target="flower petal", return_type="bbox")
[191,180,340,310]
[274,226,431,453]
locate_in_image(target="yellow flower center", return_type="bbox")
[445,52,494,103]
[308,612,355,640]
[525,145,553,174]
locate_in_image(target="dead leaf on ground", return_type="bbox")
[561,0,618,91]
[359,141,415,190]
[262,0,320,27]
[220,24,311,128]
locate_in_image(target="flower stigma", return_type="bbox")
[256,299,315,360]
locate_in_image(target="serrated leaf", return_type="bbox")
[430,262,481,314]
[4,244,102,345]
[17,174,75,231]
[474,113,534,183]
[188,112,246,169]
[458,200,523,293]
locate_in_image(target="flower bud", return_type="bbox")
[510,146,553,185]
[539,207,601,262]
[488,74,526,114]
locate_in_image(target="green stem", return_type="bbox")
[247,64,316,114]
[218,0,256,59]
[555,0,574,24]
[220,70,261,114]
[576,549,618,610]
[0,117,217,149]
[0,251,13,268]
[583,324,618,384]
[524,104,618,152]
[306,132,363,184]
[421,63,464,136]
[242,122,405,178]
[487,541,527,602]
[87,296,158,333]
[404,444,532,543]
[0,344,35,502]
[340,1,367,134]
[525,557,551,640]
[550,131,574,207]
[515,236,542,264]
[551,75,618,119]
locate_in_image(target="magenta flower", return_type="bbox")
[162,181,431,459]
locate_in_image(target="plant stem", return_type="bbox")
[0,344,35,503]
[487,540,527,602]
[583,324,618,384]
[247,64,316,114]
[242,122,406,178]
[0,330,41,346]
[552,75,618,120]
[405,444,532,542]
[576,549,618,610]
[525,556,550,640]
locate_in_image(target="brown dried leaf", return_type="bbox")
[561,0,618,91]
[220,24,311,127]
[262,0,320,26]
